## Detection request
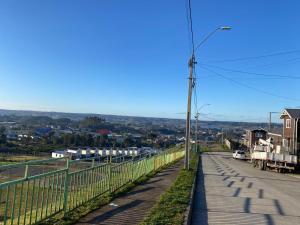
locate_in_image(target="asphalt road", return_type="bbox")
[191,152,300,225]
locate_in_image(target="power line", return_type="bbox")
[187,0,195,53]
[184,0,192,54]
[200,63,300,79]
[201,66,300,102]
[202,49,300,63]
[246,57,300,70]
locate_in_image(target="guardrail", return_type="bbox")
[0,149,184,225]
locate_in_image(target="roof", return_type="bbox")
[53,151,65,154]
[268,132,282,137]
[245,128,267,133]
[280,109,300,119]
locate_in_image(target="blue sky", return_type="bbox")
[0,0,300,122]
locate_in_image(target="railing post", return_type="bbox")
[108,162,112,194]
[131,158,135,181]
[63,159,70,213]
[24,164,29,179]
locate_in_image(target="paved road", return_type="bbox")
[191,152,300,225]
[75,161,182,225]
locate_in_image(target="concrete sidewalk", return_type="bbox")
[75,161,182,225]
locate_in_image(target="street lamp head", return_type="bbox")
[220,26,231,30]
[194,26,231,52]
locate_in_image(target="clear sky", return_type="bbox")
[0,0,300,122]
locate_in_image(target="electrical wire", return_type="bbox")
[202,49,300,63]
[201,66,300,102]
[246,57,300,70]
[199,63,300,79]
[187,0,195,53]
[184,0,192,54]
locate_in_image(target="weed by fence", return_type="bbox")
[0,148,184,225]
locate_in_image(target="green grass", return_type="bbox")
[0,155,47,164]
[140,152,199,225]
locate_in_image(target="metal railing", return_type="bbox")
[0,149,184,225]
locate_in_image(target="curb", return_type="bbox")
[183,154,200,225]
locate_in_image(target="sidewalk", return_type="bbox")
[75,160,182,225]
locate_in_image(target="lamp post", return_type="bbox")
[269,112,280,132]
[195,104,210,152]
[184,27,231,170]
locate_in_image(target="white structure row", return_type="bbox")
[52,147,156,159]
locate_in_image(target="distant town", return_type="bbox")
[0,108,282,157]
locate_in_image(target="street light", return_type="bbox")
[198,103,211,112]
[269,112,280,132]
[195,104,211,152]
[194,26,232,53]
[184,26,231,170]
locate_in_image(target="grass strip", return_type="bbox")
[140,152,199,225]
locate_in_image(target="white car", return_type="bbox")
[233,150,246,160]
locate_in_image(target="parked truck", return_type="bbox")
[251,139,298,173]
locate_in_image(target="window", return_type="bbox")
[286,119,291,128]
[255,132,263,138]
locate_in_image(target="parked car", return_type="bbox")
[233,150,246,160]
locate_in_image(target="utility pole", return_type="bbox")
[269,112,272,132]
[183,27,231,170]
[269,112,280,132]
[195,112,200,152]
[184,54,195,170]
[221,128,224,144]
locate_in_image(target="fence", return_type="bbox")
[0,149,184,225]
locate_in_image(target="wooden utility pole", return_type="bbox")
[195,112,200,152]
[221,128,224,144]
[269,112,272,132]
[269,112,279,132]
[184,55,195,170]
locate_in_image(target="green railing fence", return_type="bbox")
[0,149,184,225]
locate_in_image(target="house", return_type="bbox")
[128,147,140,156]
[52,151,66,158]
[66,148,81,159]
[97,129,111,135]
[98,149,106,156]
[280,108,300,156]
[244,128,267,150]
[89,148,99,157]
[35,127,52,137]
[80,148,91,158]
[267,132,283,148]
[6,132,17,141]
[17,134,28,141]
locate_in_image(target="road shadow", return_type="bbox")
[86,199,143,224]
[155,173,170,177]
[125,186,154,196]
[145,178,163,185]
[190,158,208,225]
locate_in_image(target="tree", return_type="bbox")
[95,136,101,147]
[0,126,5,134]
[0,134,6,145]
[63,134,72,146]
[86,134,94,147]
[0,126,6,145]
[124,137,134,148]
[79,117,106,131]
[74,134,81,146]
